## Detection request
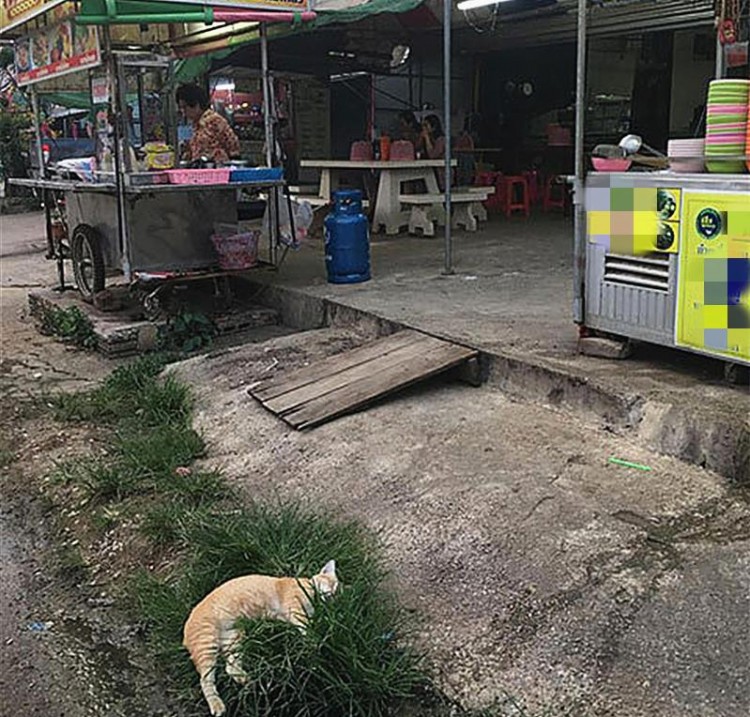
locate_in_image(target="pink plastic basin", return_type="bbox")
[591,157,632,172]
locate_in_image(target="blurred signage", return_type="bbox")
[14,21,101,86]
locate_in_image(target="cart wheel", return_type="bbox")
[142,292,163,322]
[71,224,105,303]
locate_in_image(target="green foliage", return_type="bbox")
[38,305,97,349]
[159,312,218,354]
[0,109,31,189]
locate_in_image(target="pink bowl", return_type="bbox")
[591,157,632,172]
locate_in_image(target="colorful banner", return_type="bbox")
[14,21,101,86]
[1,0,67,34]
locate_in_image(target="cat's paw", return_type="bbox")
[208,696,226,716]
[230,672,249,686]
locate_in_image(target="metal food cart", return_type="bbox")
[584,171,750,371]
[2,0,315,314]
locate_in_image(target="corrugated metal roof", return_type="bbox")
[449,0,714,50]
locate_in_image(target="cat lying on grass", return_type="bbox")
[183,560,339,716]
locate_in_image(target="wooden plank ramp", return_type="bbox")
[248,330,479,430]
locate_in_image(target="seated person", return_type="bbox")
[176,84,240,165]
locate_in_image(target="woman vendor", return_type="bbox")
[176,84,241,165]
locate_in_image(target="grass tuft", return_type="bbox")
[134,500,429,716]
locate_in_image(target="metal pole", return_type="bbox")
[30,88,46,181]
[714,33,724,79]
[572,0,588,324]
[261,22,278,266]
[105,28,132,282]
[443,0,453,275]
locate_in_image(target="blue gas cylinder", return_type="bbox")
[324,189,371,284]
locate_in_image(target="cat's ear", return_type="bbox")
[320,560,336,577]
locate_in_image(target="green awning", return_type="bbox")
[174,0,425,82]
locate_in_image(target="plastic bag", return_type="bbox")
[263,195,314,249]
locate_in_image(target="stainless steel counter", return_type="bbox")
[586,171,750,193]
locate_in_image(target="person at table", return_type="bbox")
[420,114,453,189]
[397,110,421,150]
[176,84,241,165]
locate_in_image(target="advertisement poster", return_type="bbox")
[91,75,109,105]
[14,21,101,86]
[1,0,68,34]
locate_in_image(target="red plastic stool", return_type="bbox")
[543,175,566,213]
[501,176,530,218]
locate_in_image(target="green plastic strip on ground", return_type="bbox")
[174,0,426,82]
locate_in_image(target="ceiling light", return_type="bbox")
[456,0,511,10]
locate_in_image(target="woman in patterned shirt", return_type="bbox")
[176,84,241,165]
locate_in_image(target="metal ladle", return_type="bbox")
[619,134,666,158]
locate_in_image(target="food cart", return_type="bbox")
[2,0,315,315]
[584,171,750,371]
[571,2,750,375]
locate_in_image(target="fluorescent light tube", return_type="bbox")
[457,0,511,10]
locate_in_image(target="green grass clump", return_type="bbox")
[134,501,429,717]
[51,355,190,428]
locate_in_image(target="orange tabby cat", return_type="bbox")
[183,560,339,716]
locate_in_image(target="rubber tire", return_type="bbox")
[71,224,105,303]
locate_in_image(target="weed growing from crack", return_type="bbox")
[38,305,97,349]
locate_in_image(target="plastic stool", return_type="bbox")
[543,175,566,213]
[502,176,530,218]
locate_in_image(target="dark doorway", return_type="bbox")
[630,32,674,154]
[330,75,370,160]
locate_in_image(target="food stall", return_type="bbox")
[574,2,750,374]
[2,0,315,314]
[582,83,750,372]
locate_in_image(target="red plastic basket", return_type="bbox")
[211,230,260,270]
[166,168,231,185]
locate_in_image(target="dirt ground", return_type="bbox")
[3,211,750,717]
[173,333,750,717]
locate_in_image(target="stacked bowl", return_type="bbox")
[705,79,750,174]
[667,138,705,174]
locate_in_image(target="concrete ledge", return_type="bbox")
[28,289,280,358]
[236,277,749,484]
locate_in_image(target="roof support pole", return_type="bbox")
[443,0,453,276]
[573,0,588,324]
[260,22,278,266]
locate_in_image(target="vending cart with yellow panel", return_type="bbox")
[584,172,750,370]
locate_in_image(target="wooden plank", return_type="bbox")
[252,330,426,402]
[283,342,477,429]
[263,334,450,415]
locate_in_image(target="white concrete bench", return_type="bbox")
[456,186,495,223]
[399,187,494,236]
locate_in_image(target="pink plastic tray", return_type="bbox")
[166,169,231,185]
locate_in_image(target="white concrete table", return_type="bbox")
[300,159,457,236]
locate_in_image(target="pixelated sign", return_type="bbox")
[678,192,750,361]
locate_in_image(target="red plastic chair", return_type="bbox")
[350,141,373,162]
